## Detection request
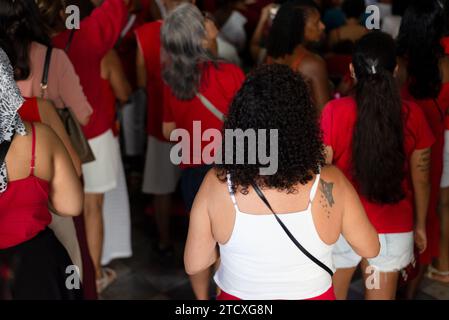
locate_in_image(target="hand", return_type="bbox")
[260,4,276,25]
[414,226,427,254]
[204,18,219,56]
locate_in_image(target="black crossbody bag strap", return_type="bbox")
[251,182,334,277]
[40,47,53,98]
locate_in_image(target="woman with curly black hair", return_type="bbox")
[184,63,379,300]
[397,0,449,294]
[323,32,434,300]
[266,0,331,110]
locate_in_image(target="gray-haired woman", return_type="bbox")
[161,3,245,299]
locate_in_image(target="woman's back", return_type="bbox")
[3,122,83,218]
[206,166,361,299]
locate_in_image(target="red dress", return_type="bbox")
[0,123,51,249]
[52,0,127,140]
[401,83,449,264]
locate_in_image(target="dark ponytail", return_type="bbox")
[352,32,406,204]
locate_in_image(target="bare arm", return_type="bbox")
[301,56,331,111]
[136,46,147,89]
[250,4,273,63]
[102,50,132,104]
[184,172,219,275]
[410,148,431,253]
[37,98,82,176]
[162,122,176,141]
[43,125,83,217]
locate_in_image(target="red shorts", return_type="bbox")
[217,286,336,300]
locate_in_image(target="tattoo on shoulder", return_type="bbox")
[319,179,335,219]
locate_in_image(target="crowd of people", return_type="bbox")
[0,0,449,301]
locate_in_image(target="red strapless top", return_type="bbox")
[0,123,52,249]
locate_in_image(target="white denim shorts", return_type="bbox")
[332,232,414,273]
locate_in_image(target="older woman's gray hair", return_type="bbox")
[161,3,215,100]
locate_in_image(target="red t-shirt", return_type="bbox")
[321,96,435,233]
[163,62,245,169]
[135,20,165,141]
[52,0,127,139]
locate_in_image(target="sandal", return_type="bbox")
[425,265,449,284]
[96,267,117,294]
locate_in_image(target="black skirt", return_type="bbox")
[0,228,83,300]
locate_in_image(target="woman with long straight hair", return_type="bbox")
[322,32,434,300]
[266,0,330,110]
[161,3,245,299]
[397,0,449,296]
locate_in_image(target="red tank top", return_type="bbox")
[0,123,52,249]
[18,97,41,123]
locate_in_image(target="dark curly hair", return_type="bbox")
[397,0,445,100]
[352,32,406,204]
[215,63,325,194]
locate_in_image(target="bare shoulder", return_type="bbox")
[32,122,61,148]
[318,165,348,201]
[203,167,227,191]
[300,53,327,75]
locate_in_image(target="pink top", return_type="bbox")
[16,42,93,124]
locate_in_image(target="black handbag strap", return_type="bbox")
[250,182,334,277]
[40,46,53,97]
[65,29,76,53]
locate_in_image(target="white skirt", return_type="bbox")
[142,135,181,195]
[82,129,119,194]
[101,137,132,266]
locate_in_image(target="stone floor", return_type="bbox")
[99,171,449,300]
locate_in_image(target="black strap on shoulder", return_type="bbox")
[65,29,76,53]
[251,182,334,277]
[41,46,53,88]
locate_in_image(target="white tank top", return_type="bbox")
[214,174,335,300]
